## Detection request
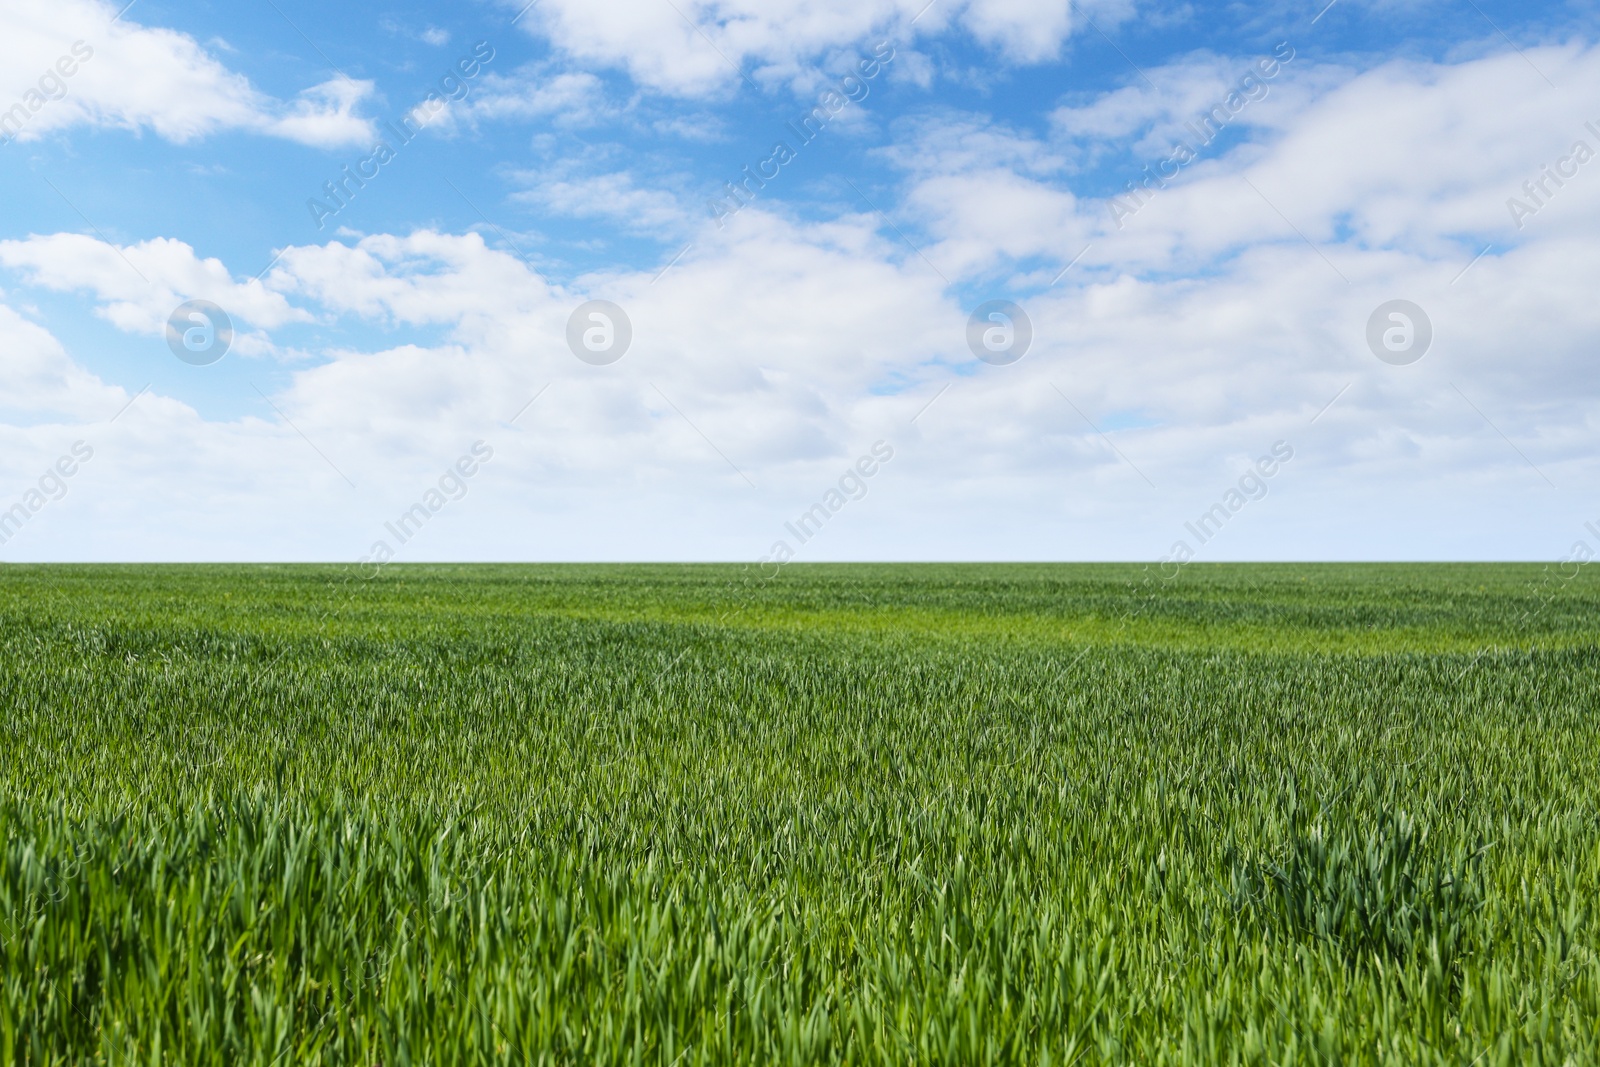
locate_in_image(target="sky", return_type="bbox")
[1,0,1597,564]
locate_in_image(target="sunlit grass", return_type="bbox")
[1,564,1596,1064]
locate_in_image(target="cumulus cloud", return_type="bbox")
[0,0,375,147]
[507,0,1131,97]
[0,302,125,420]
[865,41,1600,506]
[889,42,1600,277]
[0,234,313,352]
[264,231,560,331]
[262,78,378,148]
[3,38,1599,560]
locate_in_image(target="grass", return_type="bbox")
[1,563,1597,1065]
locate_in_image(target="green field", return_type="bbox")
[2,563,1597,1065]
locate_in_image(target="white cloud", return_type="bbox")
[1048,44,1323,165]
[0,0,375,147]
[264,231,559,332]
[0,301,124,420]
[891,42,1600,279]
[0,234,313,339]
[958,0,1073,64]
[507,0,1131,97]
[4,40,1600,560]
[510,168,693,235]
[465,68,611,124]
[263,78,378,148]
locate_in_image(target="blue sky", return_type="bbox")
[1,0,1598,562]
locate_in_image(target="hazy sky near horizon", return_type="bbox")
[1,0,1597,563]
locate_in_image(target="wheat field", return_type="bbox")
[2,563,1596,1065]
